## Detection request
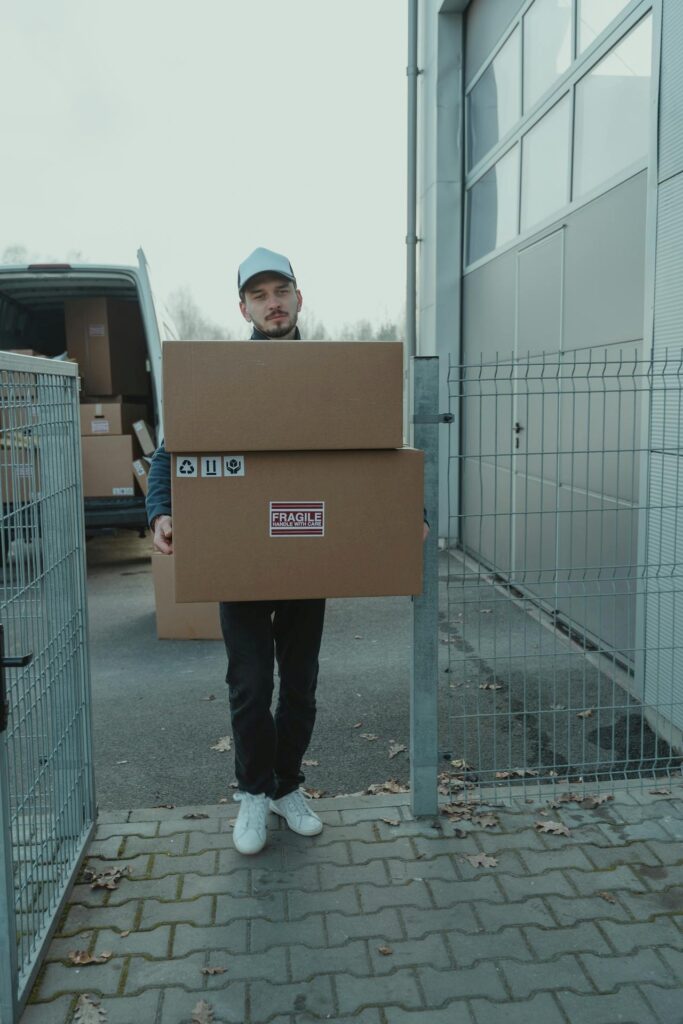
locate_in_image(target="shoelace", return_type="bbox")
[241,794,266,828]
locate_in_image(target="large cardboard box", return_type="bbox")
[152,553,222,640]
[0,441,40,504]
[163,341,404,452]
[79,399,148,437]
[65,298,148,396]
[81,435,134,497]
[172,448,423,602]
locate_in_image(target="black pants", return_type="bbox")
[219,598,326,799]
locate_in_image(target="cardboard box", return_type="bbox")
[152,553,222,640]
[132,458,150,494]
[163,340,404,452]
[81,435,134,497]
[65,297,149,396]
[0,385,38,432]
[0,441,40,504]
[79,399,148,436]
[172,448,423,602]
[133,419,156,455]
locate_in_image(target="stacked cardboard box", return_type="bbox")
[163,340,423,602]
[64,298,155,497]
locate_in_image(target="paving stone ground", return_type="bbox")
[19,784,683,1024]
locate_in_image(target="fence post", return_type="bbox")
[410,356,440,816]
[0,735,19,1024]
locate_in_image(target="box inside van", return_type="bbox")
[0,248,176,528]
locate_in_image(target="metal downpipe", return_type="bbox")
[406,0,419,359]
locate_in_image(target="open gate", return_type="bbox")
[0,353,95,1024]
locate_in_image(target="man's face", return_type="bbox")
[239,272,302,339]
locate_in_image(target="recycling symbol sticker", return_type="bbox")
[176,456,198,478]
[223,455,245,477]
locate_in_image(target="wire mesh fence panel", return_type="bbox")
[443,349,683,802]
[0,354,95,1024]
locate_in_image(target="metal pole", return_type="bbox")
[406,0,419,360]
[411,356,440,816]
[0,732,19,1024]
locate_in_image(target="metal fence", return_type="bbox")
[0,354,95,1024]
[443,349,683,799]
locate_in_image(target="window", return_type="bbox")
[467,28,520,171]
[523,0,572,111]
[521,95,571,231]
[467,146,520,264]
[578,0,631,53]
[573,14,652,198]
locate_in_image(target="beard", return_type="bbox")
[255,311,298,338]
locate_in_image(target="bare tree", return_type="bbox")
[167,287,232,339]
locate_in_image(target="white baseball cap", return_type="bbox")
[238,247,296,293]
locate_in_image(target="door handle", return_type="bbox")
[0,624,33,734]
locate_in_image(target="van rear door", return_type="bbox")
[136,249,179,441]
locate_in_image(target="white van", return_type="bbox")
[0,248,176,529]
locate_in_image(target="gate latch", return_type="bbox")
[0,624,33,734]
[413,413,455,424]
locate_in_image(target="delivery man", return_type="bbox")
[147,248,327,855]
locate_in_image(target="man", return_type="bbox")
[146,247,327,856]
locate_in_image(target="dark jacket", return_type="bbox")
[145,325,428,528]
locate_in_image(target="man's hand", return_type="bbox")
[423,521,429,543]
[153,515,173,554]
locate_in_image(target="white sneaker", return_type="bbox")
[270,789,323,836]
[232,792,269,855]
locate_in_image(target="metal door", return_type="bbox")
[0,353,95,1024]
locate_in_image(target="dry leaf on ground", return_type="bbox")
[449,758,474,771]
[441,803,473,821]
[201,695,216,701]
[479,682,503,691]
[154,803,175,809]
[577,709,594,719]
[388,742,407,759]
[115,760,128,766]
[86,867,130,891]
[464,852,498,868]
[303,787,326,799]
[183,812,210,820]
[73,994,107,1023]
[354,635,363,639]
[581,794,613,809]
[366,779,410,795]
[495,768,538,779]
[191,1001,214,1024]
[649,788,671,796]
[535,820,570,837]
[68,950,113,966]
[201,966,227,975]
[471,813,499,829]
[210,736,232,753]
[352,721,363,728]
[119,930,131,938]
[360,733,378,741]
[382,818,400,827]
[597,891,617,904]
[302,759,319,767]
[377,945,393,956]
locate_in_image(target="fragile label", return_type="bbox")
[270,501,325,537]
[176,456,198,478]
[91,419,109,433]
[223,455,245,477]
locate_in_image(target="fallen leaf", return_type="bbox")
[495,768,538,779]
[302,759,319,767]
[201,966,228,975]
[471,813,499,829]
[302,787,326,799]
[218,797,229,804]
[89,867,131,891]
[441,803,473,821]
[360,733,379,741]
[449,759,474,771]
[649,788,671,796]
[183,812,210,820]
[464,852,497,868]
[597,890,617,904]
[577,709,594,719]
[366,779,410,795]
[210,735,232,753]
[191,1001,215,1024]
[388,742,407,759]
[535,820,570,837]
[154,803,175,809]
[580,794,613,809]
[354,635,363,639]
[115,760,128,765]
[377,945,393,956]
[68,950,113,966]
[479,682,503,691]
[352,721,363,729]
[73,994,107,1023]
[550,703,566,710]
[480,608,492,614]
[119,930,131,938]
[201,694,216,701]
[382,818,400,827]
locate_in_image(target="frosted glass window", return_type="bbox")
[521,96,571,230]
[523,0,572,111]
[579,0,631,53]
[467,146,520,264]
[573,15,652,198]
[468,28,520,170]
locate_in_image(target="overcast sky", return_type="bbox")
[2,1,408,335]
